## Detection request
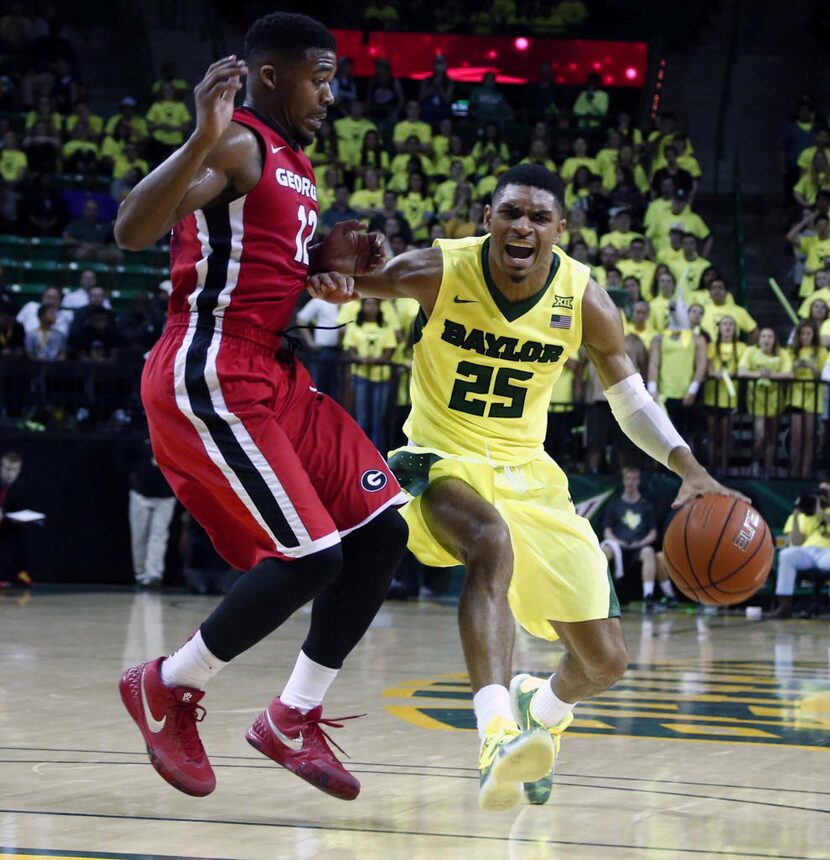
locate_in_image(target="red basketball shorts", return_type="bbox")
[141,314,406,571]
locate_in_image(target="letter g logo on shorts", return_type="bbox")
[360,469,388,493]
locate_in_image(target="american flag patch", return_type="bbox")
[550,314,572,330]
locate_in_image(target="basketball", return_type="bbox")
[662,495,774,606]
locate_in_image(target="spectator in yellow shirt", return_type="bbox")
[444,199,484,240]
[389,135,433,181]
[807,298,830,346]
[393,100,432,153]
[65,101,104,141]
[796,127,829,174]
[305,120,346,169]
[738,328,794,476]
[433,160,467,213]
[151,62,189,101]
[649,268,679,330]
[624,300,657,350]
[61,122,100,173]
[644,176,675,234]
[789,211,830,298]
[560,205,598,258]
[349,167,385,217]
[595,128,622,176]
[432,133,475,179]
[798,268,830,317]
[565,164,594,209]
[105,97,149,143]
[789,320,826,479]
[604,143,649,194]
[519,138,557,173]
[700,278,757,342]
[25,95,62,136]
[655,226,684,265]
[334,101,378,171]
[573,72,609,131]
[794,151,830,207]
[599,209,643,257]
[618,236,656,299]
[342,298,397,449]
[704,315,745,473]
[111,153,147,202]
[398,172,433,242]
[649,188,712,256]
[0,131,27,183]
[560,136,598,182]
[354,129,390,185]
[668,233,711,301]
[592,244,620,287]
[471,122,510,176]
[613,110,644,154]
[146,82,191,162]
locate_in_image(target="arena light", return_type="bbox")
[513,37,529,51]
[625,66,638,80]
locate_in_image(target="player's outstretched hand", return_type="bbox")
[307,271,358,304]
[193,56,247,144]
[671,466,750,510]
[314,220,387,276]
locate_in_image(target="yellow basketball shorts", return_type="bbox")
[388,447,619,641]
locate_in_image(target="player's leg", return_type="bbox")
[121,338,346,798]
[241,376,409,800]
[418,476,554,811]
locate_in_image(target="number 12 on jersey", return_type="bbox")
[294,205,318,265]
[448,360,533,418]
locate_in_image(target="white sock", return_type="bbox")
[530,676,576,728]
[473,684,515,739]
[643,580,655,598]
[659,579,675,597]
[161,629,227,691]
[280,650,339,713]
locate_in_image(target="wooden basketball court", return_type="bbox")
[1,589,828,859]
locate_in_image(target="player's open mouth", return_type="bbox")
[505,241,535,262]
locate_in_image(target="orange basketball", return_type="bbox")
[662,495,774,606]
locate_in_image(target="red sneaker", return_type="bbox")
[245,698,362,800]
[118,657,215,797]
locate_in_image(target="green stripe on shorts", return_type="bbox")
[387,449,442,497]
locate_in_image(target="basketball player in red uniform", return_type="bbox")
[115,13,408,801]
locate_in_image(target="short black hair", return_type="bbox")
[492,164,565,211]
[244,12,336,63]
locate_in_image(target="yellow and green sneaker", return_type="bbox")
[478,715,555,812]
[509,673,573,805]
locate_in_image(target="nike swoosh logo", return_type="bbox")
[266,709,304,750]
[453,296,477,304]
[271,145,287,154]
[141,669,166,733]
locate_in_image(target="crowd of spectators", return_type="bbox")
[0,2,828,482]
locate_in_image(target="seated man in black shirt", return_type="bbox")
[601,467,676,611]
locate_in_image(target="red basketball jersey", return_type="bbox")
[168,107,319,333]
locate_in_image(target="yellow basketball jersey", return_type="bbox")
[404,235,589,465]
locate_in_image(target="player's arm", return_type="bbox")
[581,279,744,507]
[115,57,250,250]
[307,246,443,315]
[682,334,708,406]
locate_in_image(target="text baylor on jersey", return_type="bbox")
[440,318,565,364]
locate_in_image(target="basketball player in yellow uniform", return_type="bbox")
[308,164,740,811]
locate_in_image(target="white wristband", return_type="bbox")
[647,380,658,396]
[687,380,700,396]
[605,374,690,468]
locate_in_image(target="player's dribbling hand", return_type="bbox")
[307,271,358,304]
[315,220,387,276]
[193,56,247,143]
[671,465,750,510]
